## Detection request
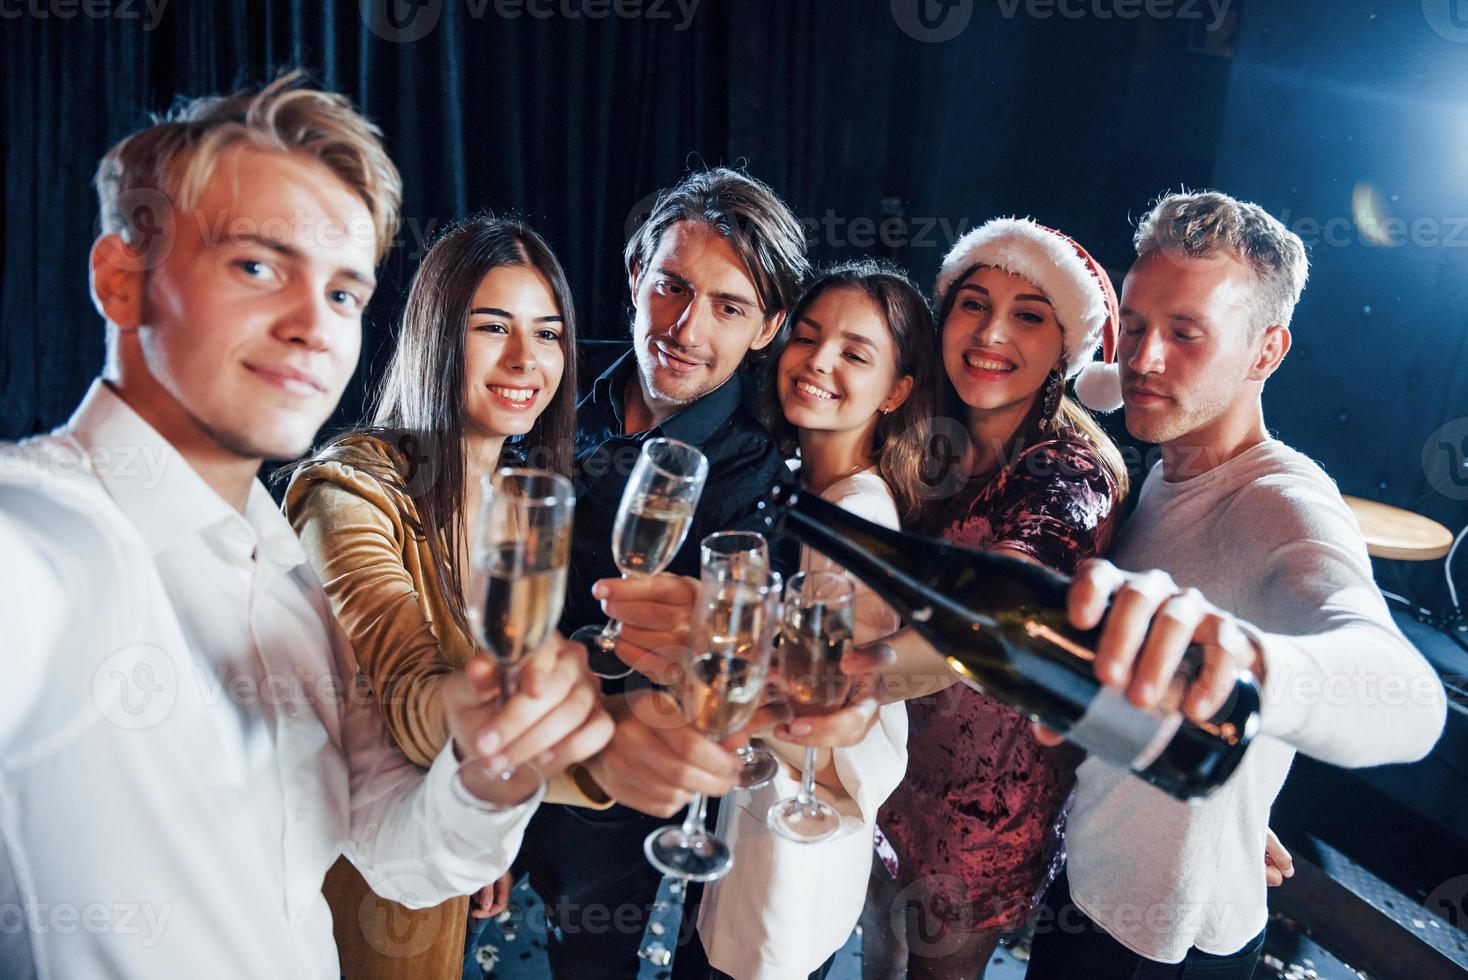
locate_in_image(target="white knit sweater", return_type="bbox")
[1065,439,1446,962]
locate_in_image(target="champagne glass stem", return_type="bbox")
[597,617,623,648]
[681,791,708,837]
[596,571,632,646]
[797,746,819,806]
[499,661,522,706]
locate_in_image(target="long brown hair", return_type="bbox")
[932,263,1129,515]
[296,215,578,634]
[761,259,938,525]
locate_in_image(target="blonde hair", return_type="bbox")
[94,70,402,261]
[1134,190,1308,335]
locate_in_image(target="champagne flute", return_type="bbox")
[573,438,709,680]
[701,531,779,790]
[454,468,574,812]
[767,570,855,843]
[643,559,783,881]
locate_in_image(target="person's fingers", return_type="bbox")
[1127,588,1206,709]
[1184,616,1249,722]
[1093,570,1177,688]
[1265,865,1284,888]
[779,670,883,746]
[779,702,879,748]
[600,599,693,633]
[592,572,697,607]
[491,874,511,915]
[594,734,731,812]
[1067,559,1127,631]
[445,658,499,714]
[530,703,616,775]
[472,649,585,761]
[1264,829,1295,879]
[469,882,496,919]
[745,702,791,737]
[841,642,895,676]
[616,641,687,686]
[1031,721,1066,747]
[491,675,600,769]
[596,693,741,801]
[590,759,689,817]
[515,633,579,698]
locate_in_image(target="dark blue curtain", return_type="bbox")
[4,0,1464,611]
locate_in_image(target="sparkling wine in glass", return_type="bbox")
[455,468,574,812]
[700,531,779,790]
[574,438,708,679]
[767,570,855,844]
[643,559,782,881]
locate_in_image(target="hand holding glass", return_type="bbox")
[574,438,709,679]
[700,531,780,790]
[767,570,855,843]
[455,468,574,811]
[643,557,782,881]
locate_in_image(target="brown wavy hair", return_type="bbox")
[290,215,577,635]
[761,259,938,525]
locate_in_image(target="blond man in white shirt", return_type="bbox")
[0,73,612,980]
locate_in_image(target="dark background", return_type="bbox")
[4,0,1466,615]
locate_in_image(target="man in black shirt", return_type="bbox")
[517,167,810,979]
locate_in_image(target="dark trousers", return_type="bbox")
[517,801,714,980]
[1026,869,1265,980]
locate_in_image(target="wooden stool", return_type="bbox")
[1342,496,1453,561]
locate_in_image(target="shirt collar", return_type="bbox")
[64,379,306,570]
[587,350,744,446]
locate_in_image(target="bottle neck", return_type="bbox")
[780,488,991,630]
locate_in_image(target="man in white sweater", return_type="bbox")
[1027,191,1448,978]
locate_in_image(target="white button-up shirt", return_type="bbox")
[0,381,535,980]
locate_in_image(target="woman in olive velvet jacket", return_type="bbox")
[284,216,607,980]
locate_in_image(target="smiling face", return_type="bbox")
[940,265,1064,416]
[1118,249,1261,447]
[629,220,782,414]
[777,285,911,437]
[461,264,566,441]
[103,144,376,462]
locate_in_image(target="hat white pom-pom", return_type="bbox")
[1074,361,1124,413]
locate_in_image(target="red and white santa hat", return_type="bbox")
[936,217,1123,413]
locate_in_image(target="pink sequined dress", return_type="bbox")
[876,433,1120,935]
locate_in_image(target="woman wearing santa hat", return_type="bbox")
[866,217,1129,980]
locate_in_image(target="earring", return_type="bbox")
[1038,370,1063,433]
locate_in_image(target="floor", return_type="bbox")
[470,874,1026,980]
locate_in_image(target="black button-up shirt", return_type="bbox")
[561,341,796,640]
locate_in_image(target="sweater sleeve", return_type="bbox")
[1226,478,1446,766]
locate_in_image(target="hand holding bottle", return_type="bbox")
[756,484,1261,800]
[1068,559,1264,721]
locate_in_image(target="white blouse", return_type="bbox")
[698,469,909,978]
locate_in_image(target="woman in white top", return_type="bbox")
[697,260,939,979]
